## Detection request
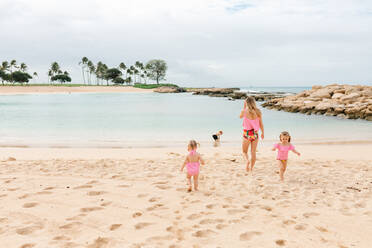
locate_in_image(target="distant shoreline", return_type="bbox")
[0,85,154,95]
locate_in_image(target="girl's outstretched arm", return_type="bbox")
[181,156,188,171]
[292,149,301,156]
[199,155,205,165]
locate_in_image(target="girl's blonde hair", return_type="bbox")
[245,96,261,118]
[188,140,199,150]
[280,131,291,142]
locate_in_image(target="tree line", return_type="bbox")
[78,58,167,85]
[0,58,167,85]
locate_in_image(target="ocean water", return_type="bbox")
[0,89,371,148]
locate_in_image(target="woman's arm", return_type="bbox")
[259,116,264,139]
[239,109,245,119]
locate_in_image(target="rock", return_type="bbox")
[332,93,344,99]
[261,84,372,121]
[7,157,16,161]
[340,92,360,101]
[154,86,185,93]
[309,88,332,98]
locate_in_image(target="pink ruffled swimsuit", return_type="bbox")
[186,150,200,176]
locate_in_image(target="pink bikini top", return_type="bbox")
[187,150,200,165]
[243,117,260,131]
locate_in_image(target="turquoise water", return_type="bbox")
[0,91,371,148]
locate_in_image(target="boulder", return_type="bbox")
[332,93,344,99]
[340,92,360,101]
[154,86,185,93]
[309,88,332,98]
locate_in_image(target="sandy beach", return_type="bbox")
[0,144,371,248]
[0,86,153,95]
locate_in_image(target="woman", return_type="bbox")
[239,96,264,172]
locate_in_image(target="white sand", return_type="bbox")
[0,144,371,247]
[0,86,153,95]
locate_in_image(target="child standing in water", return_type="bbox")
[272,131,301,181]
[181,140,205,192]
[240,96,264,173]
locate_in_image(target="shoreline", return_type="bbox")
[0,86,154,95]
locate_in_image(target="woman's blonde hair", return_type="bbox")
[280,131,291,142]
[188,140,199,150]
[245,96,261,117]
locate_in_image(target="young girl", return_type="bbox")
[239,96,264,173]
[181,140,205,192]
[272,131,301,181]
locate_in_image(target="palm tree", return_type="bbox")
[33,72,38,83]
[134,69,139,83]
[79,57,89,84]
[87,60,94,85]
[47,69,53,84]
[119,62,127,80]
[2,61,10,72]
[95,61,103,85]
[10,60,17,73]
[20,63,27,72]
[50,62,60,77]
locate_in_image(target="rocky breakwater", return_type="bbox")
[262,84,372,121]
[153,86,186,93]
[186,88,286,101]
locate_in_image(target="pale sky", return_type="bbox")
[1,0,371,87]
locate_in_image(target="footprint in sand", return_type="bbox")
[227,209,245,215]
[43,187,54,190]
[36,191,53,195]
[22,202,38,208]
[303,212,320,218]
[134,222,153,230]
[156,185,172,190]
[282,220,296,225]
[294,224,307,231]
[240,231,262,241]
[132,212,142,218]
[199,219,224,225]
[80,207,103,212]
[16,224,43,235]
[109,224,122,231]
[187,214,202,220]
[146,235,173,242]
[192,229,217,238]
[86,180,99,184]
[20,244,35,248]
[275,239,286,246]
[0,194,7,198]
[59,222,82,229]
[148,197,161,202]
[137,193,148,198]
[100,201,112,207]
[216,224,228,230]
[87,237,110,248]
[146,204,166,211]
[316,226,328,233]
[87,191,106,196]
[73,185,92,189]
[53,235,71,240]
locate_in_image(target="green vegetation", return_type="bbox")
[133,83,178,89]
[0,58,169,86]
[0,60,35,85]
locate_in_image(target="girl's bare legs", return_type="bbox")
[194,174,199,191]
[278,160,287,181]
[242,138,251,172]
[187,174,192,192]
[250,139,259,171]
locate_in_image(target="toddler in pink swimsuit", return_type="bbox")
[181,140,205,192]
[272,131,301,181]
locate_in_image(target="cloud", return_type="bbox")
[0,0,371,86]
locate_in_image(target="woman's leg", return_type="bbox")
[250,139,259,171]
[242,138,251,171]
